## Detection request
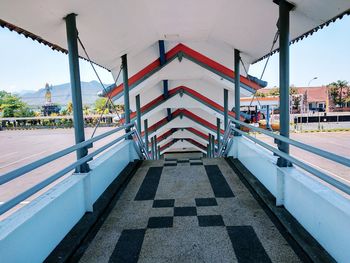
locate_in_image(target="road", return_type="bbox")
[256,132,350,183]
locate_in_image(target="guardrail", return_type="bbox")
[0,122,149,215]
[218,118,350,195]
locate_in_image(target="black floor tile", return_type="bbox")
[205,165,235,198]
[147,217,173,228]
[109,229,145,263]
[153,199,175,208]
[198,215,225,227]
[164,163,177,166]
[190,162,203,166]
[226,226,272,263]
[134,167,163,200]
[195,198,217,206]
[164,158,177,161]
[177,159,189,163]
[174,207,197,216]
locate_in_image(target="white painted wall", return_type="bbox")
[0,140,140,263]
[227,137,350,263]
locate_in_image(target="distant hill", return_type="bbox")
[20,81,110,106]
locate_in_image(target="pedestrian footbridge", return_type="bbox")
[0,1,350,262]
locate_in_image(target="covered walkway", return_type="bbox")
[73,158,302,263]
[1,1,350,262]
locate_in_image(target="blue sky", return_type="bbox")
[1,15,350,93]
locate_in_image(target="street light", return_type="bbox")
[308,77,318,87]
[305,77,318,125]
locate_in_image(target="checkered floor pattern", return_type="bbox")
[164,158,203,166]
[79,159,302,263]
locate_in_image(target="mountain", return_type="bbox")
[20,80,110,106]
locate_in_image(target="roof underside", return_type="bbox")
[1,0,349,70]
[1,0,349,154]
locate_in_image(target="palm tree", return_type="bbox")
[328,80,349,108]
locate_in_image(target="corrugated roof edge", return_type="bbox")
[253,9,350,64]
[0,18,111,72]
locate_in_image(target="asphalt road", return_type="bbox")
[256,132,350,183]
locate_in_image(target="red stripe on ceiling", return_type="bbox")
[137,108,224,138]
[157,129,176,143]
[185,138,206,150]
[107,59,160,98]
[160,138,206,152]
[156,127,208,144]
[125,85,245,125]
[106,43,261,98]
[160,140,176,152]
[178,109,225,134]
[185,127,209,140]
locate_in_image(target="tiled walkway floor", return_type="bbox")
[80,158,302,263]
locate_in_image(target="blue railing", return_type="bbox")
[0,123,148,215]
[218,119,350,195]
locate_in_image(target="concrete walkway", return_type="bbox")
[79,158,302,263]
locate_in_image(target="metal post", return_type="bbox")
[234,49,241,135]
[211,134,215,157]
[154,135,158,160]
[208,135,211,158]
[224,89,228,130]
[122,54,131,137]
[163,80,169,98]
[157,146,161,159]
[206,144,209,157]
[144,119,149,156]
[158,40,166,66]
[65,13,89,173]
[136,94,141,134]
[151,136,155,160]
[216,118,221,151]
[276,0,294,167]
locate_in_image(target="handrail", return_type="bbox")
[0,131,134,215]
[221,119,350,195]
[0,123,134,185]
[0,122,149,215]
[231,126,350,196]
[229,118,350,168]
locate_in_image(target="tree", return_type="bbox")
[94,97,112,114]
[292,95,301,111]
[0,91,26,117]
[14,107,35,117]
[255,91,266,98]
[328,80,349,108]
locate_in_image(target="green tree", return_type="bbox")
[94,97,113,114]
[14,107,35,117]
[255,91,266,98]
[328,80,349,108]
[0,91,26,117]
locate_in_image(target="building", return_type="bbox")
[254,86,330,113]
